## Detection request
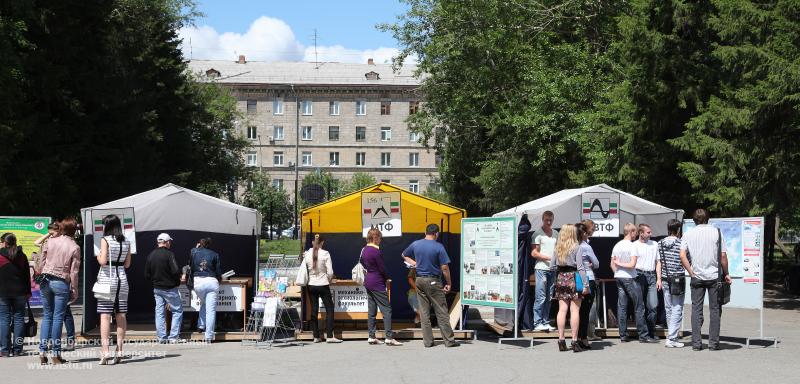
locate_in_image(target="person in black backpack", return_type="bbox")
[0,234,30,357]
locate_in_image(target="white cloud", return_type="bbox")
[178,16,413,65]
[179,16,304,61]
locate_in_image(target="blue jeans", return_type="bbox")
[636,271,658,337]
[194,277,219,341]
[39,278,70,353]
[663,281,685,342]
[64,305,74,345]
[154,288,184,341]
[616,278,649,340]
[533,269,555,326]
[0,296,26,354]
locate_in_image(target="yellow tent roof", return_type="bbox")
[301,183,466,234]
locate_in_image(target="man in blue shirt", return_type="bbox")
[402,224,458,348]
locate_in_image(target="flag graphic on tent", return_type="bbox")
[363,201,399,218]
[583,199,618,219]
[94,217,134,232]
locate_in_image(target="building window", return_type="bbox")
[246,151,257,167]
[409,131,421,142]
[435,153,443,167]
[273,126,284,140]
[247,100,257,114]
[356,126,366,142]
[381,179,391,184]
[329,152,340,166]
[381,100,391,115]
[409,152,419,167]
[380,127,391,141]
[429,181,442,193]
[273,151,284,166]
[272,179,283,190]
[356,100,366,115]
[302,100,313,115]
[329,101,340,116]
[409,101,419,115]
[247,126,258,140]
[356,152,366,166]
[381,152,391,167]
[302,126,313,140]
[328,126,339,141]
[273,98,283,115]
[302,151,312,166]
[409,180,419,193]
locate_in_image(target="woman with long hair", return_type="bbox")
[303,234,341,343]
[39,218,81,364]
[96,215,131,365]
[550,224,588,352]
[191,237,221,343]
[0,234,30,357]
[576,221,599,349]
[362,228,402,346]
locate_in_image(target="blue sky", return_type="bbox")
[181,0,410,63]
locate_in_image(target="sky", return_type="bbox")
[179,0,410,64]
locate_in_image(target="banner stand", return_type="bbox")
[746,269,778,348]
[461,217,532,349]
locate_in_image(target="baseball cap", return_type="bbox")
[157,233,173,242]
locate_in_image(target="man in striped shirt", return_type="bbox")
[633,223,659,341]
[657,219,686,347]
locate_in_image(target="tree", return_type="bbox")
[242,172,293,239]
[339,172,377,195]
[299,169,341,208]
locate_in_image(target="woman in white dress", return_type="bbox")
[96,215,131,365]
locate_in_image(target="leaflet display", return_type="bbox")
[460,217,517,309]
[683,217,763,282]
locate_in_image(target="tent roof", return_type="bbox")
[81,184,261,236]
[301,183,465,234]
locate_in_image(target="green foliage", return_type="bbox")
[260,238,302,260]
[0,0,247,216]
[242,172,293,236]
[338,172,378,195]
[299,169,342,208]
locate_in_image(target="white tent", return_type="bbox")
[493,184,683,237]
[80,183,261,235]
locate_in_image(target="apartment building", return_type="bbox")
[188,56,439,200]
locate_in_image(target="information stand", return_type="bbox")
[461,217,530,348]
[242,256,304,349]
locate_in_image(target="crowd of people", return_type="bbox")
[0,214,224,365]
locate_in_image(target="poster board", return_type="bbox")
[460,217,517,309]
[179,282,245,312]
[682,217,764,309]
[361,192,402,237]
[304,281,385,320]
[581,192,620,237]
[89,207,138,254]
[0,216,51,306]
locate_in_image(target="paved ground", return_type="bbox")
[3,295,799,383]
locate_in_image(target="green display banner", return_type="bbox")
[460,216,517,309]
[0,216,52,306]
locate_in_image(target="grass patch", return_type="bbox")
[260,238,301,260]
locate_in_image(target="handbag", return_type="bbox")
[295,257,309,286]
[351,247,367,285]
[658,241,686,296]
[574,272,584,292]
[93,238,119,301]
[25,300,37,338]
[717,228,731,306]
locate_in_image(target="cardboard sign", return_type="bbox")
[361,192,402,237]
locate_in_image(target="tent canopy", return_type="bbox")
[302,182,465,234]
[493,184,683,236]
[81,183,261,236]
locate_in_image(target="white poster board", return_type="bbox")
[89,207,138,254]
[581,192,620,237]
[460,217,517,309]
[320,285,371,312]
[179,283,245,312]
[361,192,402,237]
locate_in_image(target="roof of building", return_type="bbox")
[187,59,421,87]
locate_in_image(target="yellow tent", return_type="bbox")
[300,183,466,319]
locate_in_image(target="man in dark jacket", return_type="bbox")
[144,233,185,343]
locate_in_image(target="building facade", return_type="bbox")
[189,57,439,200]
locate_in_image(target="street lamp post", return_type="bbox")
[292,84,300,240]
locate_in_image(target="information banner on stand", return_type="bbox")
[0,216,51,307]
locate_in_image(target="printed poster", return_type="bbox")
[0,216,51,306]
[361,192,402,237]
[683,217,763,282]
[461,217,516,309]
[89,207,137,254]
[581,193,620,237]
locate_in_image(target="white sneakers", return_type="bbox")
[326,337,343,343]
[367,337,378,344]
[534,324,551,332]
[384,339,403,346]
[665,340,685,348]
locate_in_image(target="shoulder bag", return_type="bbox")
[25,300,37,337]
[717,228,731,306]
[351,247,367,285]
[295,256,310,286]
[92,238,118,301]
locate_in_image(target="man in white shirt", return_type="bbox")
[531,211,558,332]
[612,223,653,342]
[680,209,730,351]
[633,223,660,340]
